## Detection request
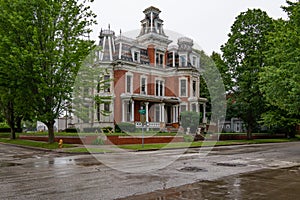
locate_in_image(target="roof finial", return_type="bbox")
[108,24,110,30]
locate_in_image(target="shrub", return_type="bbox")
[64,128,78,133]
[183,135,194,142]
[0,128,11,133]
[0,122,9,128]
[180,111,202,133]
[101,126,113,133]
[91,138,104,145]
[115,123,135,133]
[82,127,101,133]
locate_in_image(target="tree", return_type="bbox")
[259,1,300,136]
[0,0,37,139]
[180,111,201,133]
[0,0,97,142]
[30,0,97,143]
[221,9,274,139]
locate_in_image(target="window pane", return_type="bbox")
[180,55,186,67]
[104,75,110,92]
[127,76,131,93]
[104,103,110,112]
[141,77,146,94]
[160,81,163,96]
[180,79,186,96]
[193,80,196,97]
[156,80,159,96]
[155,104,160,122]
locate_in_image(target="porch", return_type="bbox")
[120,94,180,129]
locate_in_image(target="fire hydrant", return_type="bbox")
[58,139,63,149]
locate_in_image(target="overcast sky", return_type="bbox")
[89,0,289,55]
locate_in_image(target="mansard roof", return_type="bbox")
[97,6,202,70]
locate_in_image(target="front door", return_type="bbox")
[166,105,172,124]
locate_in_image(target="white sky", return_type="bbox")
[89,0,289,55]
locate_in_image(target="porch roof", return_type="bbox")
[120,93,181,104]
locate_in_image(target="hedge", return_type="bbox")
[115,123,135,133]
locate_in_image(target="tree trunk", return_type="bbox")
[10,127,16,140]
[16,116,22,133]
[247,126,253,140]
[8,101,16,139]
[46,120,55,143]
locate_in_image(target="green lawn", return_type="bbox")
[118,137,300,151]
[1,131,299,152]
[0,138,74,149]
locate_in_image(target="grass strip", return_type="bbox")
[118,138,300,151]
[0,138,74,149]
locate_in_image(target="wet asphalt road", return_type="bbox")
[0,141,300,199]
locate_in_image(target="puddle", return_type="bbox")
[179,166,207,172]
[74,157,102,167]
[13,154,36,159]
[0,162,22,167]
[215,162,247,167]
[118,166,300,200]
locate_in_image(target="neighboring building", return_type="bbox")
[74,6,207,131]
[36,117,73,132]
[222,118,245,133]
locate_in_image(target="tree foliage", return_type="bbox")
[0,0,97,142]
[198,50,226,127]
[259,1,300,134]
[221,9,274,139]
[0,0,37,138]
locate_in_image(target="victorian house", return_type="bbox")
[75,6,207,131]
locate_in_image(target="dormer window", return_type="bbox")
[192,56,197,67]
[131,48,140,63]
[179,55,187,67]
[134,51,140,62]
[131,51,140,63]
[156,53,164,66]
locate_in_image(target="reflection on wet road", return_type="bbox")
[119,166,300,200]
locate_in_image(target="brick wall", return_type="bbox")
[19,135,184,145]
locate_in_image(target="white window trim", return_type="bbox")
[103,74,111,93]
[190,78,198,97]
[131,48,140,63]
[190,102,198,112]
[179,54,187,67]
[192,55,197,67]
[155,77,165,96]
[155,52,165,66]
[179,77,188,97]
[140,75,147,95]
[125,72,133,94]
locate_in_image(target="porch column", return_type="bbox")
[159,104,162,122]
[131,100,135,122]
[172,51,175,67]
[172,106,175,123]
[122,100,125,122]
[196,102,199,112]
[161,103,165,122]
[145,102,149,123]
[175,105,179,122]
[203,103,206,123]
